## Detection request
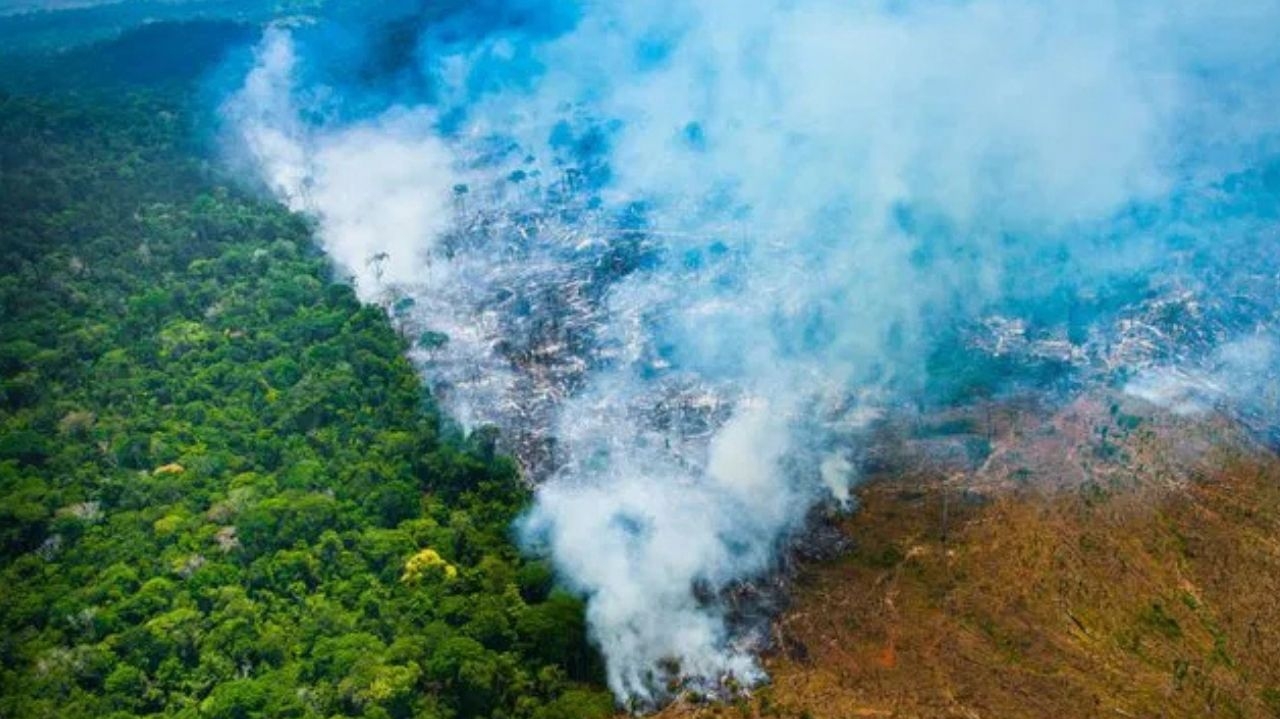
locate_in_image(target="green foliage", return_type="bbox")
[0,86,606,718]
[1137,602,1184,640]
[531,689,615,719]
[1261,687,1280,717]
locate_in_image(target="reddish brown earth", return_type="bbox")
[656,394,1280,718]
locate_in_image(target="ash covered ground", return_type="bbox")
[387,173,1280,481]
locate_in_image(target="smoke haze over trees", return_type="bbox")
[1,0,1279,714]
[224,0,1280,703]
[0,20,611,719]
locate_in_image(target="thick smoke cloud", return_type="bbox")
[224,0,1280,705]
[229,33,456,290]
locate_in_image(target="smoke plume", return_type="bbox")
[224,0,1280,705]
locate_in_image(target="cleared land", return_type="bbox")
[661,394,1280,718]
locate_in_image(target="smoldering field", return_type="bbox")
[223,0,1280,706]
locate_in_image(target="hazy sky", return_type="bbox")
[0,0,271,18]
[1,0,136,15]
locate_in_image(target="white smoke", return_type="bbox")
[225,0,1280,705]
[1126,335,1280,417]
[227,29,457,296]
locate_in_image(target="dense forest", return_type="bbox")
[0,24,611,719]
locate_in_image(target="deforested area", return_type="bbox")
[2,1,1280,718]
